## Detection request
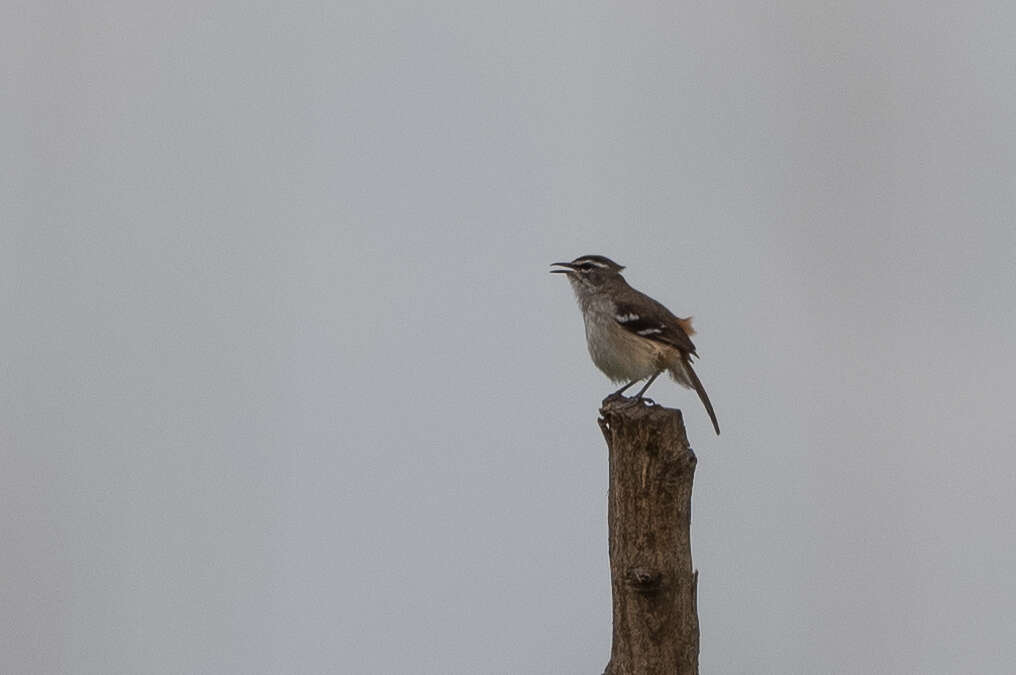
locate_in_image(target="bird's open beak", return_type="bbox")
[550,262,576,274]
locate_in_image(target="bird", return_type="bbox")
[551,254,720,435]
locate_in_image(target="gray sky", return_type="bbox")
[4,2,1015,673]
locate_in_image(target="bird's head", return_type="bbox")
[550,255,625,292]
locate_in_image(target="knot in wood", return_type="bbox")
[625,567,664,595]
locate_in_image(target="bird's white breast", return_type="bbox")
[581,298,663,383]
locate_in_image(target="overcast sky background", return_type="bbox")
[4,2,1016,674]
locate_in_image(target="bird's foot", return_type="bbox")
[603,393,655,409]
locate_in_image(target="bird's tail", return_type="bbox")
[670,358,720,435]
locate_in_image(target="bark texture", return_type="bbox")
[599,395,699,675]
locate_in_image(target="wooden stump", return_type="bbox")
[599,396,699,675]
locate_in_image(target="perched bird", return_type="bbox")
[551,254,720,435]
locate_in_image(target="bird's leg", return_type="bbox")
[611,379,640,397]
[632,370,662,399]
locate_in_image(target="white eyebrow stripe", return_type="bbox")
[576,259,609,268]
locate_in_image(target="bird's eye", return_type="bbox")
[579,263,593,271]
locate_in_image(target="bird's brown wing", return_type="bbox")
[614,294,719,434]
[612,300,697,356]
